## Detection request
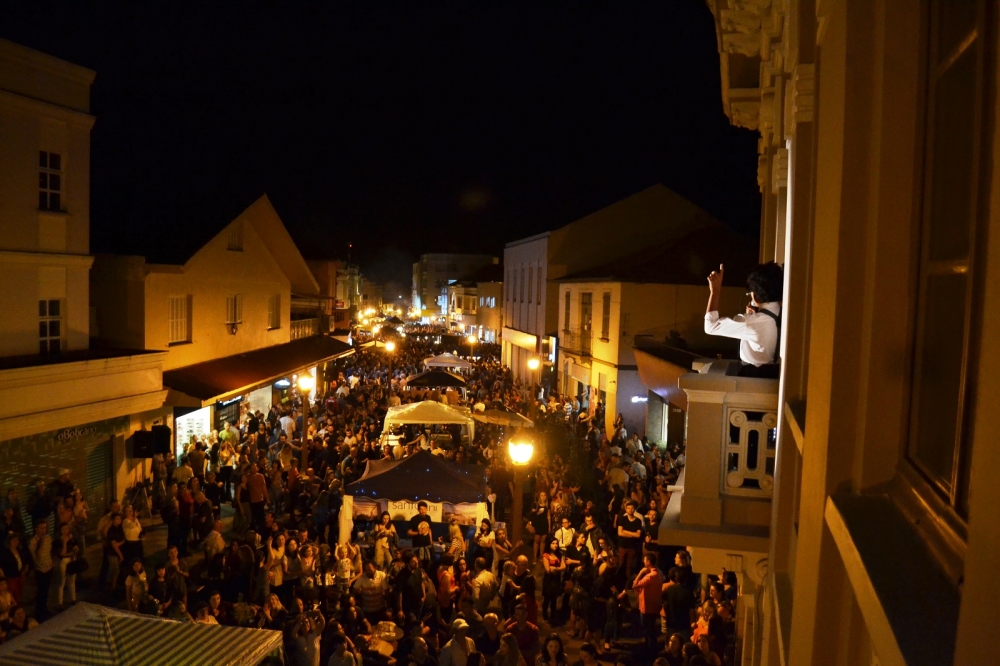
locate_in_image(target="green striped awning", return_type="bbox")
[0,603,283,666]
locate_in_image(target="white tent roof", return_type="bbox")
[423,352,473,370]
[383,400,475,440]
[0,602,283,666]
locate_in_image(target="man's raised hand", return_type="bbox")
[707,264,724,292]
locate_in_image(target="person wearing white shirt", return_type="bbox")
[204,520,226,561]
[553,517,576,553]
[704,262,784,374]
[279,414,295,439]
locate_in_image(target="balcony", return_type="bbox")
[658,358,778,553]
[559,327,592,356]
[290,318,318,340]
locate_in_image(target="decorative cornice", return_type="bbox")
[791,63,816,123]
[772,148,789,192]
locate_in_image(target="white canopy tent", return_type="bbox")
[382,400,475,442]
[423,352,473,370]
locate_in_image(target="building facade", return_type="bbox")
[557,280,744,437]
[411,253,497,316]
[685,0,1000,664]
[0,39,169,523]
[92,196,351,455]
[503,184,733,385]
[475,279,503,344]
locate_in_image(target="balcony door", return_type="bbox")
[579,292,593,355]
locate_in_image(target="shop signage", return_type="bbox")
[219,396,242,406]
[387,500,443,522]
[57,425,99,441]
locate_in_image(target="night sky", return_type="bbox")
[1,2,760,285]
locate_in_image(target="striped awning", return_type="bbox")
[0,603,283,666]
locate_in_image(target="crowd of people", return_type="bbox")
[0,331,741,666]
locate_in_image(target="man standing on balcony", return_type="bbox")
[704,262,784,378]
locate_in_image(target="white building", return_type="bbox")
[0,39,169,522]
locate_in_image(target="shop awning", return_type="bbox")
[164,335,354,405]
[346,450,487,503]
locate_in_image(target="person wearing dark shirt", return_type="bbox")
[616,502,644,579]
[663,568,696,638]
[395,554,425,619]
[408,502,433,563]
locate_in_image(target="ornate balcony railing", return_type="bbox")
[290,318,318,340]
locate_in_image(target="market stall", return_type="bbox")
[423,352,473,370]
[339,450,489,544]
[380,400,475,446]
[0,602,284,666]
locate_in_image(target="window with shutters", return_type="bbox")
[168,296,191,344]
[226,294,243,324]
[268,294,281,330]
[537,267,543,304]
[601,292,611,341]
[563,291,570,331]
[38,151,62,212]
[528,266,534,303]
[520,267,525,303]
[904,0,991,522]
[227,221,243,251]
[38,299,62,354]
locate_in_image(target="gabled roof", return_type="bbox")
[138,194,319,294]
[243,195,321,294]
[556,225,756,286]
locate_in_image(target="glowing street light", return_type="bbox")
[508,434,535,548]
[467,334,477,360]
[527,357,540,371]
[508,439,534,466]
[297,373,315,392]
[385,340,396,385]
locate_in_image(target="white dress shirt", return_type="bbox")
[704,301,781,366]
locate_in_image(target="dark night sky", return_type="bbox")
[0,2,760,285]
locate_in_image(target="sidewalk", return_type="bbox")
[20,505,236,618]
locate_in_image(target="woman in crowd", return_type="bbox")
[529,492,551,561]
[121,504,144,568]
[53,520,78,606]
[536,633,568,666]
[373,512,397,572]
[540,538,566,625]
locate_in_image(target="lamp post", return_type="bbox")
[508,436,535,549]
[467,334,477,361]
[527,356,540,400]
[385,340,396,387]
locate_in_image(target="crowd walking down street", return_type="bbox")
[0,334,736,666]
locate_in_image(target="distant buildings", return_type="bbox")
[411,253,498,317]
[445,262,504,341]
[0,39,168,522]
[556,225,753,437]
[502,184,736,386]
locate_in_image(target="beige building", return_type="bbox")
[0,39,168,521]
[655,1,1000,664]
[92,195,352,453]
[556,229,751,437]
[476,279,503,344]
[503,184,730,385]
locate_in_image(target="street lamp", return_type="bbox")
[385,340,396,386]
[508,435,535,549]
[467,334,477,361]
[526,357,541,400]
